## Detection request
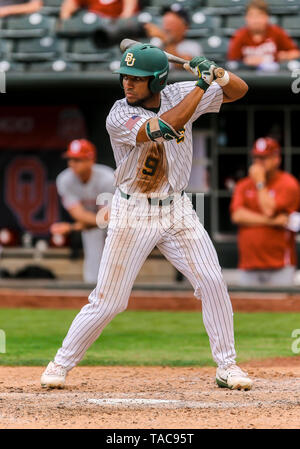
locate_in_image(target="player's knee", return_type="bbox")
[88,284,130,316]
[90,297,128,317]
[195,270,226,299]
[111,301,128,315]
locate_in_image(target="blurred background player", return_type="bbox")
[227,0,300,69]
[144,4,202,70]
[0,0,43,17]
[51,139,115,284]
[60,0,139,20]
[230,137,300,286]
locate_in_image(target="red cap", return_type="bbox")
[252,137,281,157]
[63,139,96,160]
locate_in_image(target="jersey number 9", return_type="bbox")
[142,156,159,176]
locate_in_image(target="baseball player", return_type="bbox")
[231,137,300,286]
[41,44,253,391]
[51,139,115,283]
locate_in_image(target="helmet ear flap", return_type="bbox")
[148,76,155,93]
[149,71,168,93]
[119,74,124,90]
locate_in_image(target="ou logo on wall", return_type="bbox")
[5,157,59,235]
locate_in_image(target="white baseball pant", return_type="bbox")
[55,189,236,370]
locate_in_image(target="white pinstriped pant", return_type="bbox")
[55,190,236,370]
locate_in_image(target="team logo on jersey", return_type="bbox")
[125,53,136,66]
[176,127,185,144]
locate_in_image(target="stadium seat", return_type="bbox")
[0,60,26,72]
[65,38,117,62]
[282,16,300,37]
[56,10,109,37]
[0,13,56,38]
[135,9,161,26]
[206,0,247,13]
[11,37,66,62]
[187,10,222,38]
[28,60,81,72]
[84,60,121,72]
[267,0,300,14]
[223,15,279,36]
[150,0,202,9]
[279,59,300,72]
[42,0,63,15]
[58,12,150,45]
[92,17,139,45]
[223,15,245,36]
[0,39,13,59]
[267,0,300,5]
[199,35,229,63]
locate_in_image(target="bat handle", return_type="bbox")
[183,63,225,79]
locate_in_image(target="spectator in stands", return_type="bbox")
[144,4,202,69]
[51,139,115,283]
[227,0,300,68]
[60,0,139,20]
[0,0,42,17]
[230,137,300,286]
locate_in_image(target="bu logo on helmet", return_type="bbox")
[125,53,136,66]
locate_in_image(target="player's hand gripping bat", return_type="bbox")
[120,38,225,79]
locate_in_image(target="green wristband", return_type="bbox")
[195,79,209,91]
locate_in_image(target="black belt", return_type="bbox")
[120,190,184,206]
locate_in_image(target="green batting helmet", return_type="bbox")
[115,43,169,93]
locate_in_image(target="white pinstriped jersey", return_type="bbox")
[106,81,223,195]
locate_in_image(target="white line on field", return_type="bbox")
[87,398,300,409]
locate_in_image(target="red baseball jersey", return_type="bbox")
[227,24,299,62]
[75,0,124,18]
[230,171,300,270]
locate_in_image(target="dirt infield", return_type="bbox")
[1,288,300,311]
[1,288,300,429]
[0,359,300,429]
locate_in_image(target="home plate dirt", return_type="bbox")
[0,358,300,429]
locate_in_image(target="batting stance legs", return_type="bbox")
[53,191,236,371]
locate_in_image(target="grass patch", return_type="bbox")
[0,309,299,366]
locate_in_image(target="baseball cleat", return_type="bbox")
[40,361,67,388]
[216,364,253,390]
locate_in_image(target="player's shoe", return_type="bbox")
[40,361,67,388]
[216,364,253,390]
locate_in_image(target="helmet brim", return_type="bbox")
[114,67,154,77]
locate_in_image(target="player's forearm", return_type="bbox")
[257,189,276,217]
[71,221,95,231]
[221,72,248,103]
[231,207,274,226]
[163,87,206,129]
[277,49,300,61]
[120,0,138,18]
[69,209,97,227]
[0,0,42,15]
[136,87,205,142]
[70,222,85,231]
[60,0,78,19]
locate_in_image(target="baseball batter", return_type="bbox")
[51,139,115,283]
[41,44,253,390]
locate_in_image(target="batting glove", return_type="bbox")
[188,56,217,91]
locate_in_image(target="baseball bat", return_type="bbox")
[120,38,225,78]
